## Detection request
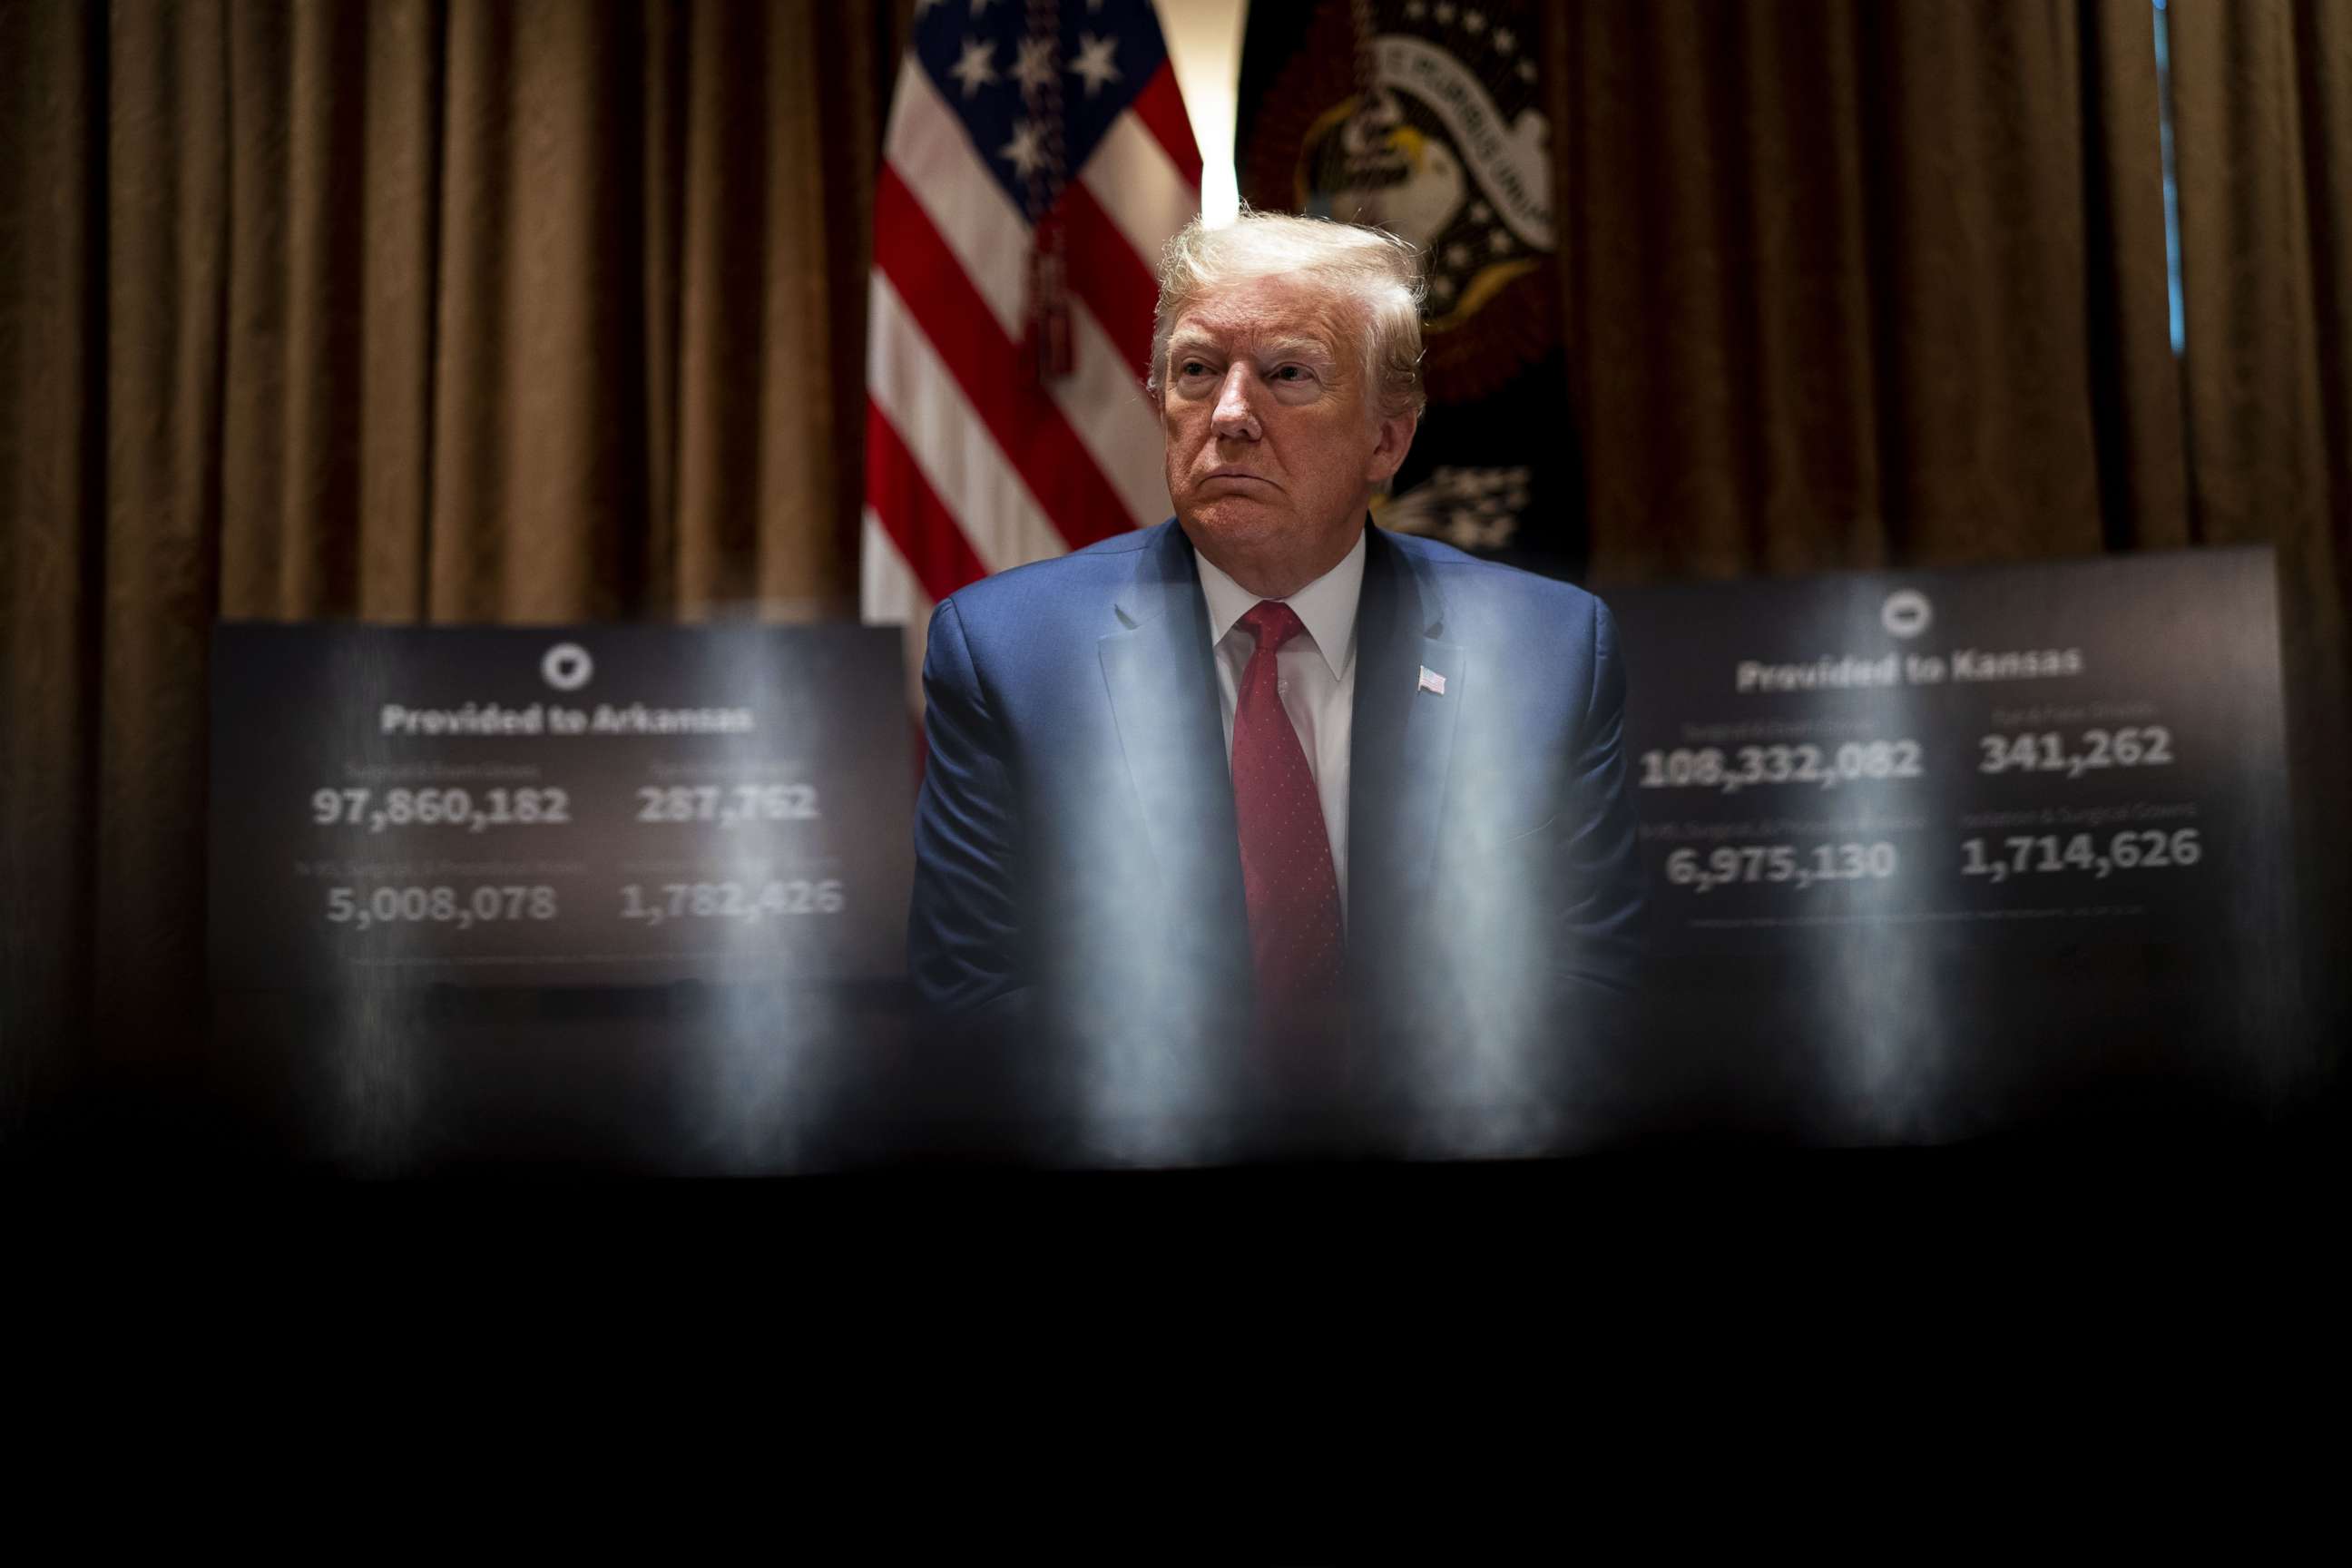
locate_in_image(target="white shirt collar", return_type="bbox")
[1194,528,1367,681]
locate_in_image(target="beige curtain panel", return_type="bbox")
[2,0,894,1120]
[1556,0,2348,1063]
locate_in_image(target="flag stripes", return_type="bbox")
[861,3,1204,683]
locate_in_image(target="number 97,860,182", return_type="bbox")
[309,783,823,833]
[312,786,569,833]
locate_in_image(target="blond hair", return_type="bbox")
[1146,208,1426,420]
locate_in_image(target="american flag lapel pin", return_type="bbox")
[1418,665,1446,696]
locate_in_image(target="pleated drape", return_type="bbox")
[1,0,895,1122]
[2168,0,2352,1057]
[1562,0,2185,578]
[1553,0,2348,1067]
[2,0,107,1123]
[200,0,886,626]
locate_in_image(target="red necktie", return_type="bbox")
[1230,602,1344,1044]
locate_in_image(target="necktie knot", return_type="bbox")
[1239,601,1308,656]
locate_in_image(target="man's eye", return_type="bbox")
[1271,365,1313,383]
[1178,360,1210,377]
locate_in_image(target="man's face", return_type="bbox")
[1159,274,1416,596]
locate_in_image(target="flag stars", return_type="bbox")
[1491,229,1514,253]
[1518,58,1538,83]
[948,36,997,97]
[1435,3,1455,23]
[1494,27,1515,54]
[968,0,995,16]
[1013,34,1056,93]
[1446,240,1471,268]
[1465,10,1485,34]
[1069,32,1121,96]
[1469,200,1492,223]
[999,118,1046,177]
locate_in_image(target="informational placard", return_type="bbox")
[209,624,916,989]
[1604,549,2291,957]
[1595,548,2301,1144]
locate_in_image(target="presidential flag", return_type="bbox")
[860,0,1204,677]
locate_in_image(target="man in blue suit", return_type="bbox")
[908,212,1643,1159]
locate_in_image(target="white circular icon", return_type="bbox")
[1881,590,1932,640]
[541,642,594,691]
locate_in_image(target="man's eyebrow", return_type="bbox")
[1255,337,1338,363]
[1167,333,1338,364]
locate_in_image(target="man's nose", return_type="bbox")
[1211,364,1260,439]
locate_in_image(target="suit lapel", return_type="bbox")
[1348,526,1463,968]
[1097,525,1250,943]
[1092,524,1460,997]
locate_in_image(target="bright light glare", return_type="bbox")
[1161,0,1246,228]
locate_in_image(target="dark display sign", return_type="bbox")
[209,624,916,989]
[1602,548,2302,1143]
[200,557,2308,1168]
[1606,549,2291,956]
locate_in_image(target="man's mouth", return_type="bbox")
[1202,466,1274,486]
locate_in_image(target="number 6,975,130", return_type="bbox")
[1664,841,1898,893]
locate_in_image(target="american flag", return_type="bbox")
[860,0,1204,678]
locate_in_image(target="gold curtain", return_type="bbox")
[2167,0,2352,1059]
[1561,0,2185,575]
[0,0,894,1124]
[1559,0,2349,1065]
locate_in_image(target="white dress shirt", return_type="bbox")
[1194,530,1366,917]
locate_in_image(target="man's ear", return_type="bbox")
[1367,411,1418,487]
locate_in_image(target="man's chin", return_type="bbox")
[1177,503,1286,554]
[1181,485,1275,517]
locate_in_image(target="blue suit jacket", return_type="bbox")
[909,520,1644,1138]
